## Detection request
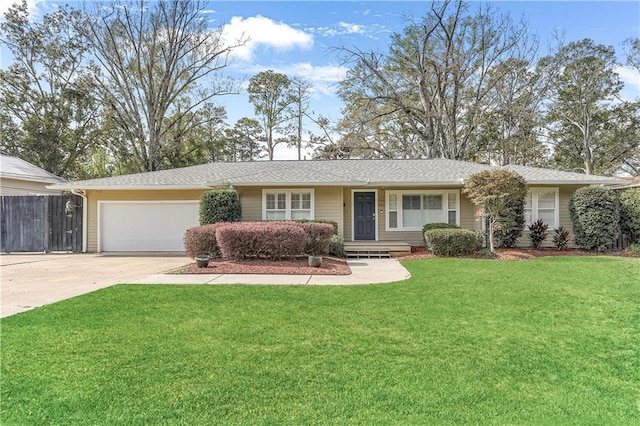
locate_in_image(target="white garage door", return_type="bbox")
[99,201,199,252]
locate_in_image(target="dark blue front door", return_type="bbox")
[354,192,375,240]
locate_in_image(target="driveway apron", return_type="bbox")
[1,254,190,318]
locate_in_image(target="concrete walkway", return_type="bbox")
[1,255,411,318]
[131,258,411,286]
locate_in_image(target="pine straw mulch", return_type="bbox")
[176,256,351,275]
[396,246,633,261]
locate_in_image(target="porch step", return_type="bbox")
[345,249,391,259]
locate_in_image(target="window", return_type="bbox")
[263,190,314,221]
[525,188,559,228]
[386,191,459,231]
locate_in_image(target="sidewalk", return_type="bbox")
[130,258,411,286]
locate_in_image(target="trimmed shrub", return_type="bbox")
[569,186,620,251]
[294,219,339,235]
[328,234,345,257]
[619,188,640,244]
[200,188,242,225]
[494,200,526,248]
[300,222,335,256]
[215,222,305,260]
[528,219,549,249]
[625,243,640,257]
[552,226,571,251]
[424,228,479,256]
[183,224,220,259]
[422,223,459,246]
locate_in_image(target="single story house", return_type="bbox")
[0,154,66,196]
[49,158,625,253]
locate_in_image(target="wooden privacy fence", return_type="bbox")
[0,195,83,253]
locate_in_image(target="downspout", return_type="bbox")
[71,189,88,253]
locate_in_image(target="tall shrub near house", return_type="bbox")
[463,169,527,252]
[200,188,241,225]
[569,186,620,251]
[619,188,640,244]
[494,199,526,248]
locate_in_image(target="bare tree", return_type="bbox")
[337,0,535,161]
[82,0,242,172]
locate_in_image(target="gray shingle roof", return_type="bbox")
[1,155,66,183]
[50,158,625,190]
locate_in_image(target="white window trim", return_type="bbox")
[385,190,460,231]
[525,187,560,229]
[262,189,315,221]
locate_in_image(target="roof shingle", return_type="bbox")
[50,158,625,190]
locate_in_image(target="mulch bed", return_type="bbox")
[397,246,632,261]
[177,256,351,275]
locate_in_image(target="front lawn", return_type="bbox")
[2,257,639,425]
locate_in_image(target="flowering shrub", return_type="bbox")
[300,222,335,256]
[183,224,221,259]
[216,222,306,260]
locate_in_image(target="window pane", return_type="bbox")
[524,209,533,225]
[266,194,275,210]
[423,195,442,209]
[448,211,456,225]
[538,191,555,209]
[266,211,286,220]
[388,194,397,211]
[538,209,556,227]
[291,193,300,209]
[389,211,398,228]
[422,209,443,224]
[291,210,310,220]
[403,195,421,210]
[403,210,422,227]
[277,194,286,209]
[525,191,533,209]
[448,192,457,210]
[301,193,311,209]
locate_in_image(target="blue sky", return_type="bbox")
[1,1,639,160]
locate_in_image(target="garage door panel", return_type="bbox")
[100,202,199,252]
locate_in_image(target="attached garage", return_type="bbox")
[98,201,199,252]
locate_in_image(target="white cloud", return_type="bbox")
[338,22,365,34]
[236,62,349,97]
[222,15,313,61]
[615,65,640,101]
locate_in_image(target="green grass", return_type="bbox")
[2,256,639,425]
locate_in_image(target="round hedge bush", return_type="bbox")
[424,228,480,256]
[619,188,640,244]
[200,188,242,225]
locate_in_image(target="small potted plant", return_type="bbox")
[195,255,210,268]
[303,223,334,267]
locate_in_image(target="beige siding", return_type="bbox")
[517,184,584,248]
[314,187,344,235]
[87,186,346,252]
[86,189,206,252]
[236,187,262,221]
[342,187,476,246]
[84,183,588,252]
[0,177,62,196]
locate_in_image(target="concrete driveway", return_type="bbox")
[1,253,191,318]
